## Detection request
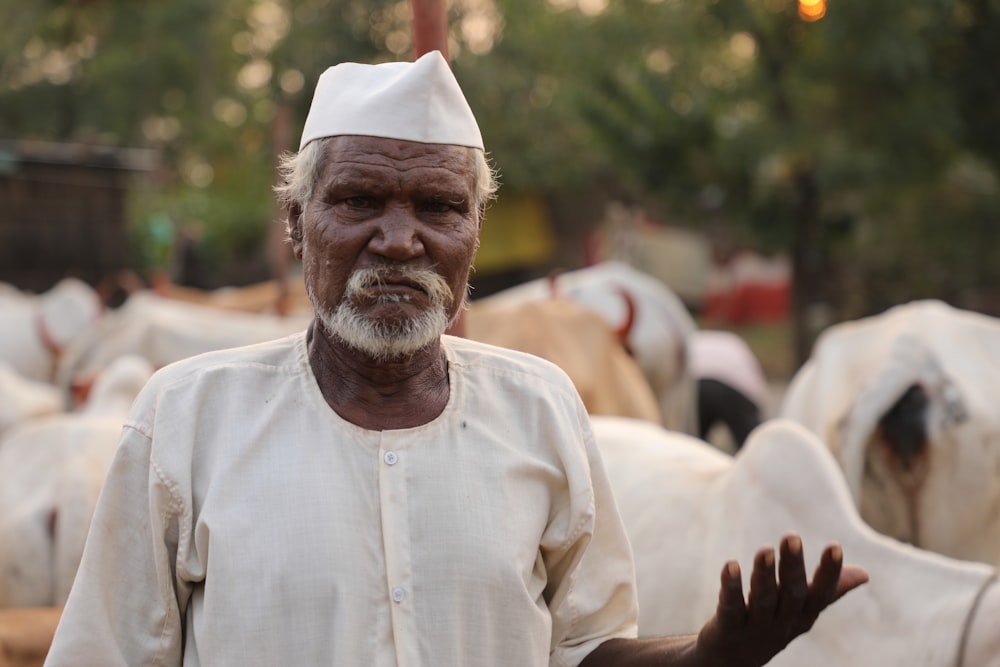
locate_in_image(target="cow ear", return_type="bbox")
[287,204,304,259]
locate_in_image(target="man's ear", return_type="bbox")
[287,204,304,259]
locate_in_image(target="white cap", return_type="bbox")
[298,50,483,151]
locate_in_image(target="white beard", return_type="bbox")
[311,266,458,362]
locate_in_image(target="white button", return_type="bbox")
[383,451,398,465]
[391,587,405,603]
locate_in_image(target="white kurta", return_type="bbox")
[45,332,639,667]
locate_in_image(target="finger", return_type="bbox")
[802,543,845,621]
[716,560,747,633]
[837,565,870,598]
[746,546,778,628]
[775,533,809,624]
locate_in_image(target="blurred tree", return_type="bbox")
[0,0,996,357]
[463,0,999,362]
[0,0,399,286]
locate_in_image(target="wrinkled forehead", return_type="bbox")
[319,135,476,184]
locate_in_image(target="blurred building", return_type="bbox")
[0,140,157,293]
[702,250,790,325]
[587,203,714,310]
[470,192,558,297]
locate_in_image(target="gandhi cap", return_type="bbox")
[298,50,483,151]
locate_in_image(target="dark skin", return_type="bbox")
[287,135,869,666]
[581,534,868,666]
[287,135,478,430]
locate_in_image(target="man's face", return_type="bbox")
[290,135,480,358]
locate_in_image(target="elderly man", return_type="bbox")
[45,52,866,667]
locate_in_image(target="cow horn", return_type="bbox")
[614,289,636,347]
[546,269,566,298]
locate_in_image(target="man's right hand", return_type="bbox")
[694,532,869,667]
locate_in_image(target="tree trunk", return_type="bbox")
[410,0,466,336]
[790,166,823,367]
[411,0,449,60]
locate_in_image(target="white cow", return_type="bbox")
[153,279,313,316]
[478,261,698,433]
[780,299,1000,566]
[0,364,64,438]
[53,291,312,395]
[593,415,1000,667]
[0,278,103,383]
[0,355,154,608]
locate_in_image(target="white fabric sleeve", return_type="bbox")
[44,424,187,667]
[546,425,640,667]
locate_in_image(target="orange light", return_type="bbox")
[798,0,826,21]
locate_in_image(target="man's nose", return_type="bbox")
[369,209,425,259]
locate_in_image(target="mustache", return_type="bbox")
[345,266,455,309]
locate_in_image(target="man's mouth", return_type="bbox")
[344,266,453,310]
[382,276,427,293]
[345,273,425,307]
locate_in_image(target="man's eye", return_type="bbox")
[344,196,374,208]
[422,198,462,214]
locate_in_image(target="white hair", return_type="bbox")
[274,137,499,238]
[310,265,457,361]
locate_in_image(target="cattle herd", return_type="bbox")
[1,263,999,666]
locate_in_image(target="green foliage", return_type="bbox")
[0,0,403,285]
[0,0,997,312]
[470,0,998,320]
